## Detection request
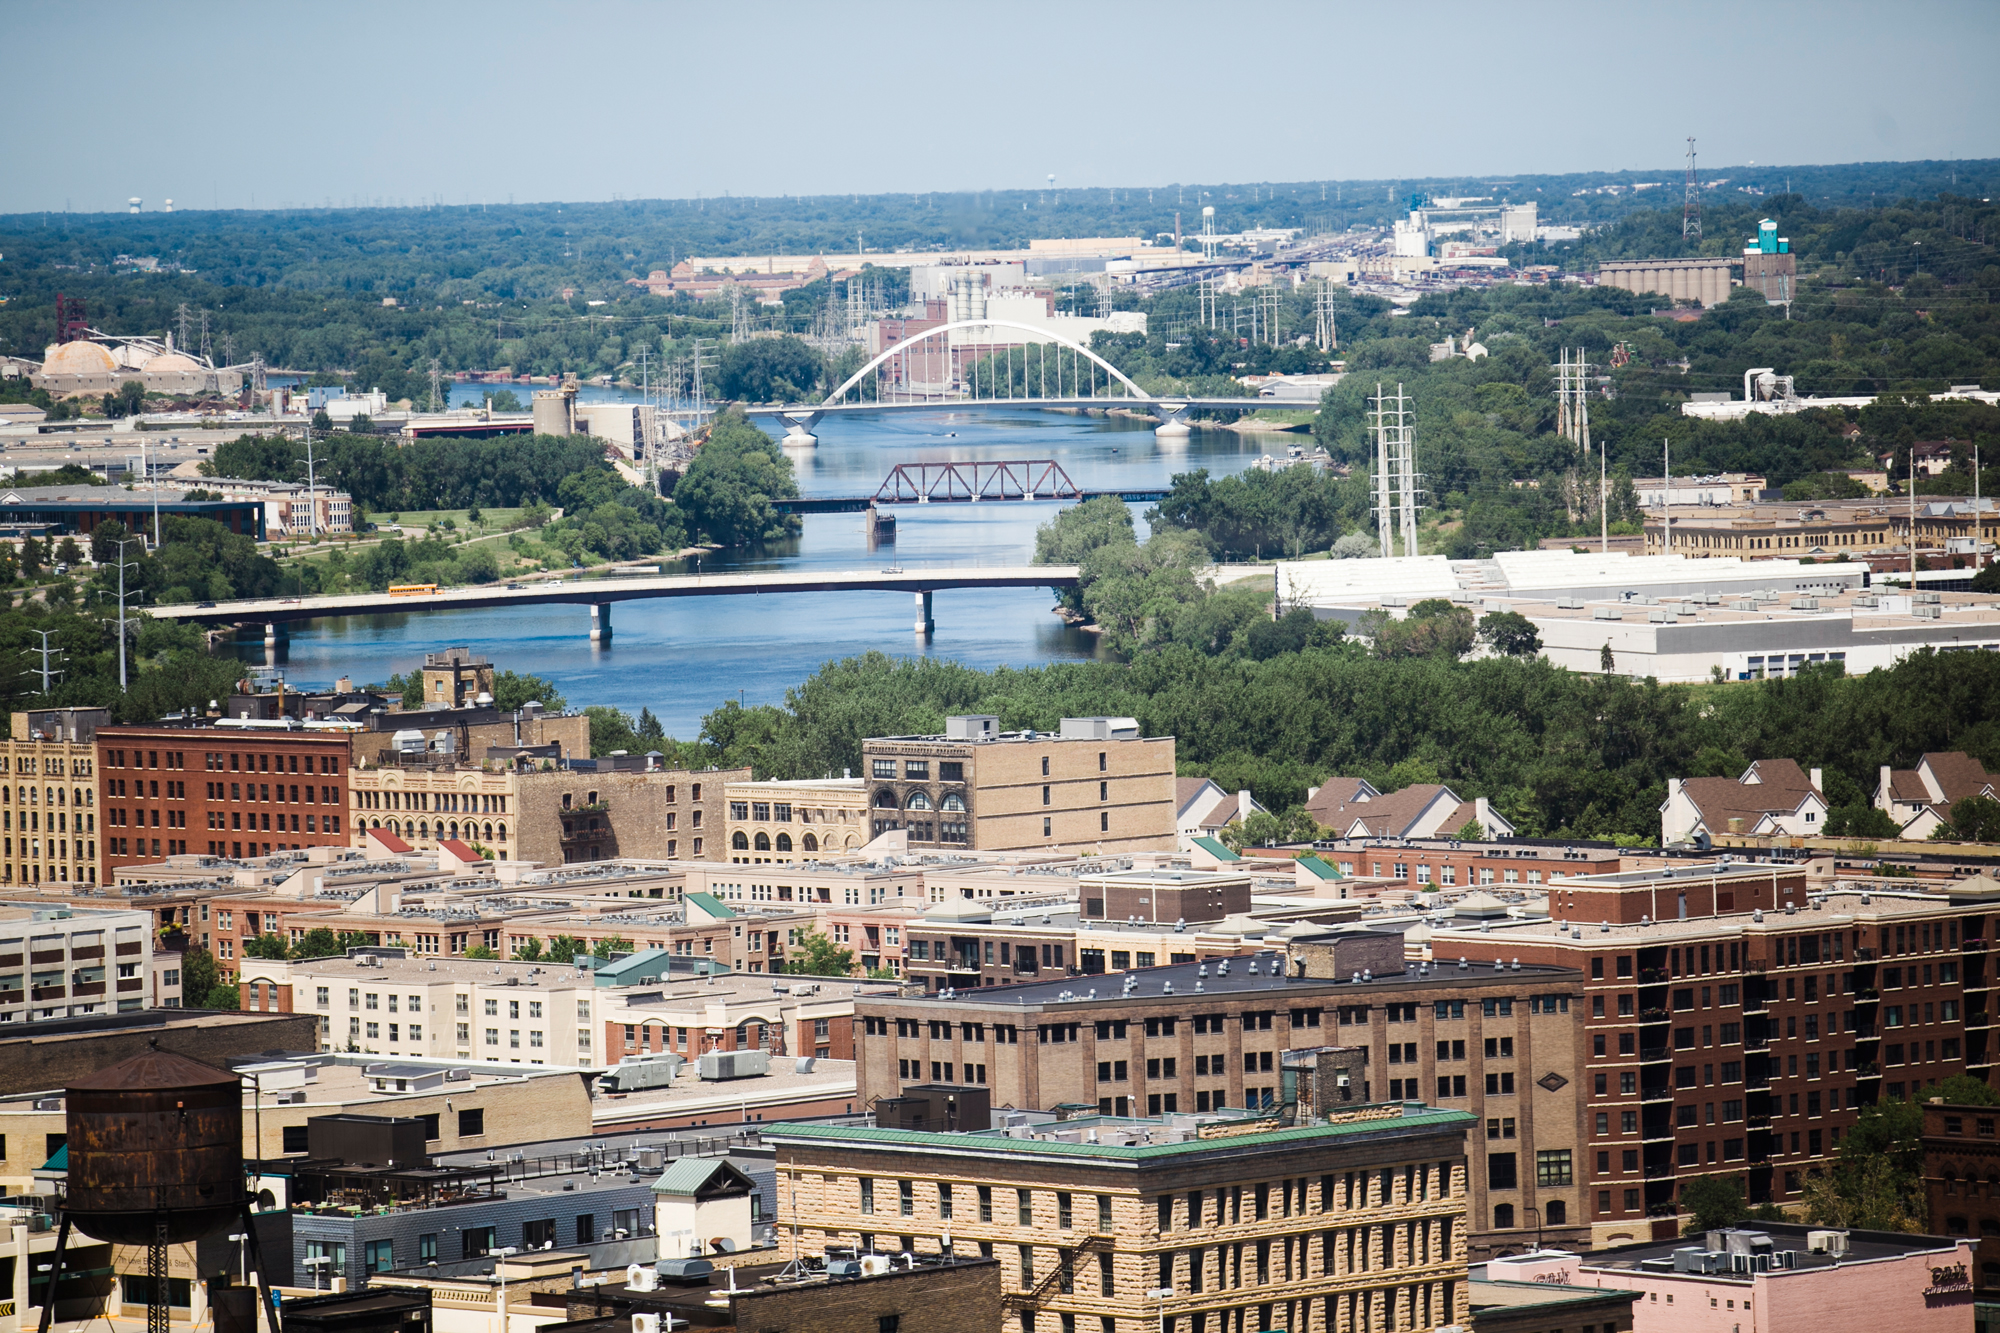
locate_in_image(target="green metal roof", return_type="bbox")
[1191,836,1240,861]
[684,891,735,920]
[651,1156,753,1195]
[1297,854,1341,880]
[39,1143,67,1171]
[764,1106,1473,1164]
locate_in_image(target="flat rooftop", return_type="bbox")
[885,950,1577,1007]
[1576,1222,1959,1283]
[767,1103,1474,1162]
[1431,888,1965,947]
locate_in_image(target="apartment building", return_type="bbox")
[596,968,860,1066]
[4,707,106,888]
[860,715,1176,854]
[1922,1099,2000,1297]
[766,1103,1474,1333]
[0,901,152,1023]
[856,948,1587,1260]
[347,763,519,856]
[725,776,870,863]
[241,950,599,1066]
[1438,862,1996,1244]
[96,723,353,875]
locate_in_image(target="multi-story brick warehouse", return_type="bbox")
[96,725,352,876]
[1437,862,1998,1246]
[861,715,1176,853]
[4,707,106,887]
[766,1104,1474,1333]
[855,949,1588,1261]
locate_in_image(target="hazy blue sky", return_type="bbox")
[8,0,1997,214]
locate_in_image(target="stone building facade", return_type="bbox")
[767,1105,1474,1333]
[5,707,105,887]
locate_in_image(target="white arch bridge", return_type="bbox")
[733,318,1259,441]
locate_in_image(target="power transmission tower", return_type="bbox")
[1368,384,1422,558]
[175,302,193,350]
[1555,349,1572,442]
[1314,279,1337,352]
[198,309,212,364]
[1682,137,1702,242]
[23,629,65,694]
[428,358,443,413]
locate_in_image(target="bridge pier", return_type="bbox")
[590,603,613,643]
[779,411,821,447]
[913,590,934,637]
[1154,403,1192,439]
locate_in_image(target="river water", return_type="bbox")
[252,400,1282,738]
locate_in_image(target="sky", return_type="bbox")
[7,0,1999,215]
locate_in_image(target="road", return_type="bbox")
[147,566,1081,627]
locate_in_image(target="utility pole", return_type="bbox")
[107,538,143,691]
[1663,437,1672,557]
[1682,137,1702,242]
[24,630,64,694]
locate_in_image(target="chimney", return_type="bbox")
[1809,767,1823,793]
[1238,790,1255,822]
[1668,777,1682,801]
[1474,796,1491,836]
[1879,764,1892,805]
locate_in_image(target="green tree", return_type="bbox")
[202,982,241,1010]
[1478,610,1542,657]
[545,934,587,964]
[54,537,84,568]
[1938,1073,2000,1106]
[19,535,43,578]
[1456,819,1486,841]
[492,669,565,714]
[1600,642,1616,674]
[671,409,802,545]
[512,938,544,961]
[637,708,666,745]
[1680,1174,1752,1234]
[1221,806,1328,850]
[587,706,641,756]
[716,335,825,402]
[591,936,634,959]
[784,929,855,977]
[180,946,220,1004]
[1362,599,1476,660]
[1825,804,1900,838]
[462,944,497,959]
[1946,795,2000,842]
[1035,496,1136,616]
[242,934,291,960]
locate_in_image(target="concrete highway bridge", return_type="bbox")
[148,565,1080,643]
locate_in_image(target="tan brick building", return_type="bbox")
[348,763,520,857]
[861,716,1175,854]
[512,765,747,865]
[4,707,105,888]
[767,1104,1474,1333]
[856,948,1588,1261]
[726,776,870,863]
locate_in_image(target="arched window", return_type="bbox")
[754,831,771,851]
[802,833,818,852]
[448,822,458,839]
[732,831,750,850]
[418,821,429,839]
[496,823,506,842]
[1544,1200,1566,1225]
[941,793,967,812]
[1492,1204,1515,1230]
[483,822,494,841]
[906,791,932,811]
[388,819,400,835]
[873,789,900,809]
[776,833,793,852]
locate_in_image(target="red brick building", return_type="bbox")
[96,726,353,877]
[1438,862,1995,1244]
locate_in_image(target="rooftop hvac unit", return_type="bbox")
[1730,599,1758,611]
[1807,1229,1849,1256]
[632,1315,661,1333]
[626,1264,659,1292]
[1916,605,1942,619]
[859,1254,894,1277]
[1592,606,1620,621]
[1648,609,1669,623]
[697,1049,771,1081]
[1916,591,1942,604]
[1556,596,1583,610]
[826,1260,863,1278]
[1791,597,1819,611]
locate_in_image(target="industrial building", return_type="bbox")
[0,482,264,540]
[1595,257,1737,307]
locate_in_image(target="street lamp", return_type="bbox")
[1147,1285,1175,1333]
[494,1245,520,1333]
